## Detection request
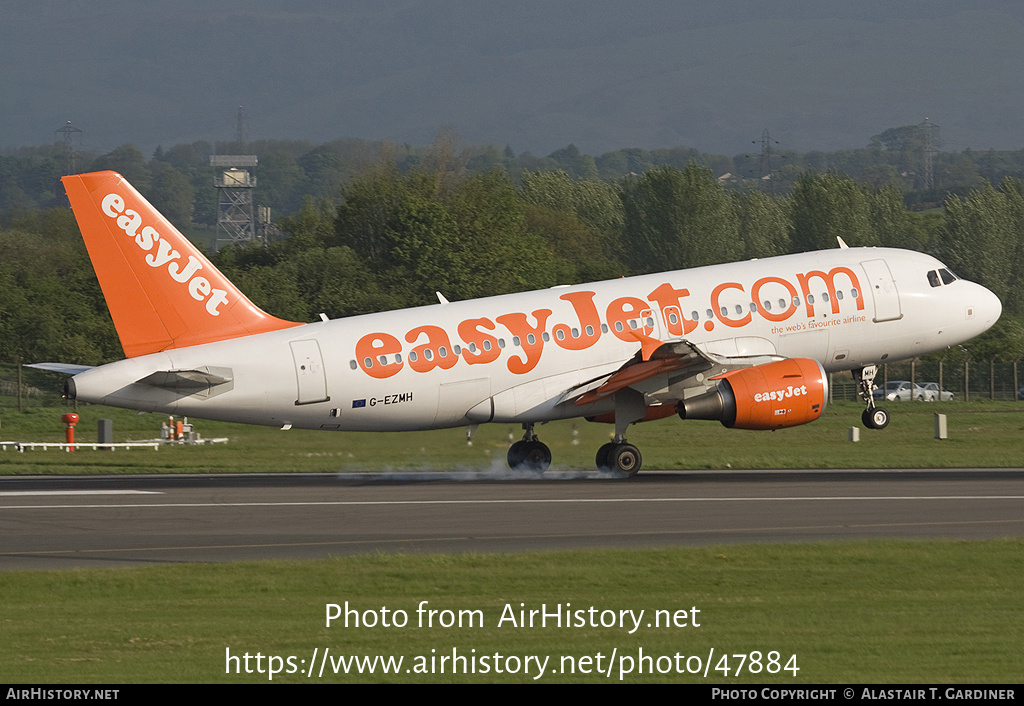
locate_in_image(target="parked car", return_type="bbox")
[872,380,929,402]
[1018,386,1024,401]
[920,382,954,401]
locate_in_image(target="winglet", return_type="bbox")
[62,171,302,357]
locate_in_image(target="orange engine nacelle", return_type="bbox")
[677,358,828,430]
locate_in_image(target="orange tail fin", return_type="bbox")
[63,170,302,357]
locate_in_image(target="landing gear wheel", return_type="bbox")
[608,444,642,477]
[854,365,890,431]
[862,407,890,430]
[507,440,551,473]
[521,440,551,473]
[596,442,617,471]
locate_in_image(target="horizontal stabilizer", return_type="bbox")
[136,367,233,391]
[26,363,96,376]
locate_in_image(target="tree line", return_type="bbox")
[6,123,1024,219]
[4,156,1021,369]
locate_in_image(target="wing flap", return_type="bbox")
[568,340,718,407]
[564,337,789,409]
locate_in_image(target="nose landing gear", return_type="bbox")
[855,365,890,430]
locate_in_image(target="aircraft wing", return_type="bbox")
[563,335,785,408]
[565,340,714,407]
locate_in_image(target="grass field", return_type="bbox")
[2,541,1022,683]
[2,398,1023,474]
[2,399,1022,684]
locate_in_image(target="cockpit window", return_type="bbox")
[939,268,957,285]
[927,270,940,288]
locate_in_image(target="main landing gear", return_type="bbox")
[596,439,642,477]
[506,423,643,477]
[507,424,552,473]
[855,365,890,430]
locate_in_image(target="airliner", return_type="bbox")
[41,170,1002,476]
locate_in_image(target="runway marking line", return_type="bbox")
[2,495,1024,510]
[0,490,161,497]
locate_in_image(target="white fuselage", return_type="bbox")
[71,248,1002,431]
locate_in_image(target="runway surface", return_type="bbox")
[2,468,1023,569]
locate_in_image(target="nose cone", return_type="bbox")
[980,284,1002,326]
[969,283,1002,337]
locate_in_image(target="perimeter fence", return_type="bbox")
[0,363,71,412]
[829,358,1023,402]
